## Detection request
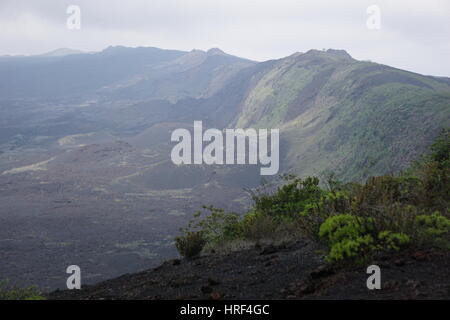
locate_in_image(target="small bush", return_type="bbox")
[250,176,325,219]
[190,206,242,245]
[327,235,374,263]
[298,190,350,239]
[175,206,242,256]
[240,212,278,241]
[319,215,412,262]
[378,231,410,251]
[319,214,366,244]
[415,212,450,247]
[319,214,374,262]
[175,231,207,258]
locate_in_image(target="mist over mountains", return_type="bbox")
[1,46,448,179]
[0,46,449,289]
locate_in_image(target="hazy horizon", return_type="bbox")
[0,0,449,77]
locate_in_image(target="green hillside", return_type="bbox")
[229,49,450,181]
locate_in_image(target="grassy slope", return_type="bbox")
[232,50,450,182]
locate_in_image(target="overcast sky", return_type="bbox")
[1,0,449,76]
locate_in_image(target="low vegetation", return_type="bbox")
[0,280,45,300]
[175,129,450,263]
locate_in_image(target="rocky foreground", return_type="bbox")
[49,240,450,300]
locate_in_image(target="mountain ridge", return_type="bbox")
[1,46,448,182]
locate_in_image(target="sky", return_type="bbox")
[0,0,449,76]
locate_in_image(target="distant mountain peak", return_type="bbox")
[39,48,84,57]
[102,45,130,54]
[207,48,226,55]
[326,49,352,59]
[300,48,353,62]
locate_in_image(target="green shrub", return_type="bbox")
[239,212,278,241]
[356,202,418,240]
[0,280,45,300]
[415,212,450,247]
[178,206,242,247]
[175,231,207,258]
[319,214,375,262]
[250,176,325,219]
[318,214,366,244]
[351,175,423,214]
[327,235,374,263]
[378,231,410,251]
[319,215,411,262]
[298,191,351,238]
[193,207,242,244]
